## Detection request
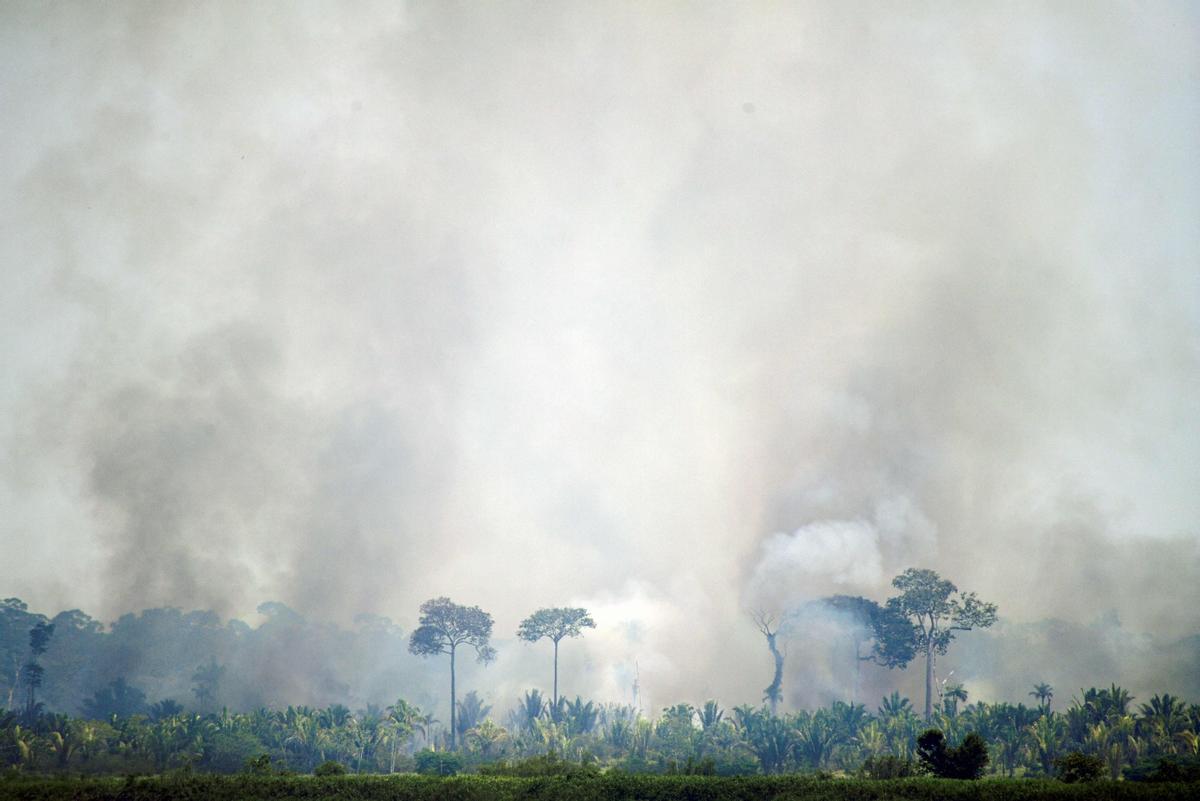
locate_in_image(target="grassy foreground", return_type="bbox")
[1,775,1199,801]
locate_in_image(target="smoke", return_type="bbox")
[1,1,1198,718]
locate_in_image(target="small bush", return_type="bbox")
[1054,751,1104,783]
[313,760,346,776]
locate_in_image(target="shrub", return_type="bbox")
[477,752,598,777]
[242,754,273,775]
[916,729,989,779]
[202,731,267,774]
[313,760,347,776]
[414,749,462,776]
[1124,755,1200,783]
[860,754,915,779]
[1054,751,1104,783]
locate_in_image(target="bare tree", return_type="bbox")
[752,610,785,715]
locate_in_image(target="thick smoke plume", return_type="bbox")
[1,2,1197,716]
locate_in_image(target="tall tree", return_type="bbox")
[516,607,595,708]
[408,598,495,750]
[23,621,54,720]
[1030,682,1054,712]
[81,676,147,719]
[751,610,785,715]
[191,659,225,711]
[885,568,997,719]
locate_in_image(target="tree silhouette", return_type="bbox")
[820,595,916,702]
[22,621,54,720]
[751,610,785,715]
[885,568,997,719]
[191,659,225,711]
[1030,682,1054,712]
[408,598,495,750]
[516,607,595,709]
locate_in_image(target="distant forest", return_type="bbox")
[0,598,418,716]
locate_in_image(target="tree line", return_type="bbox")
[1,568,1196,779]
[1,680,1197,780]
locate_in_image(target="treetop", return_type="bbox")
[517,607,596,644]
[408,597,496,662]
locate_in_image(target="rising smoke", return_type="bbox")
[1,2,1197,717]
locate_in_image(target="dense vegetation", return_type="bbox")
[1,569,1197,783]
[1,680,1198,781]
[2,774,1200,801]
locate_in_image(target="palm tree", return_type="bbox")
[385,699,431,772]
[517,689,548,733]
[1029,683,1054,712]
[943,684,968,718]
[1139,693,1188,753]
[561,696,599,737]
[699,700,724,732]
[828,700,869,742]
[1025,713,1064,775]
[855,720,886,760]
[793,709,838,769]
[743,712,794,774]
[454,691,492,742]
[878,691,913,719]
[1107,685,1134,717]
[465,719,509,758]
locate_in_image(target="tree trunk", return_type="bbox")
[449,646,457,750]
[853,639,861,704]
[553,639,559,708]
[924,641,934,720]
[765,632,784,715]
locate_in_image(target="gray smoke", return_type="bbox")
[1,2,1197,715]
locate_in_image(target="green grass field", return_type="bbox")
[1,774,1198,801]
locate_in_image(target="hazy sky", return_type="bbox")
[2,2,1198,709]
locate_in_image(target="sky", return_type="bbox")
[1,2,1198,712]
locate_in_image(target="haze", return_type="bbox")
[1,2,1197,714]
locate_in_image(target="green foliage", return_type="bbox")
[1055,751,1104,783]
[81,677,147,719]
[408,598,495,750]
[242,754,273,774]
[886,568,998,717]
[408,598,496,663]
[1124,755,1200,783]
[516,608,596,645]
[28,624,54,658]
[0,596,1196,785]
[190,660,225,711]
[821,595,917,670]
[312,759,346,776]
[915,729,989,779]
[477,751,598,776]
[455,691,492,741]
[0,774,1198,801]
[860,754,915,778]
[414,749,462,776]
